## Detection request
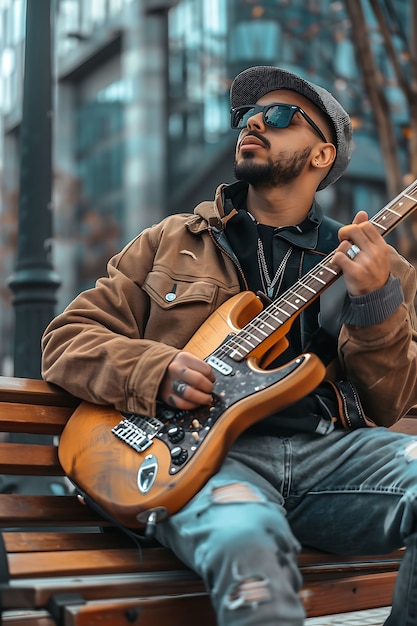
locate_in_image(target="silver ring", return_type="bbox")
[346,244,361,260]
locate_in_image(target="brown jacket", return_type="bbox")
[42,184,417,427]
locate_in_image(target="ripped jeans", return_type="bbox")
[155,427,417,626]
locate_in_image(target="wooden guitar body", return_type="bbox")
[59,292,325,528]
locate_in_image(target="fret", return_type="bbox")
[239,336,257,351]
[226,339,249,358]
[308,277,327,291]
[373,222,388,232]
[323,265,338,276]
[287,290,307,304]
[251,313,281,334]
[403,192,417,202]
[229,347,247,359]
[230,337,255,358]
[270,314,286,325]
[276,306,291,318]
[385,207,401,217]
[284,300,300,311]
[302,283,317,295]
[219,179,417,362]
[258,321,275,332]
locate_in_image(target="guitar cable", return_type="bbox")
[74,485,160,564]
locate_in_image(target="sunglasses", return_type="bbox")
[230,103,328,143]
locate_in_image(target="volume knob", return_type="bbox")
[170,446,188,465]
[167,425,184,443]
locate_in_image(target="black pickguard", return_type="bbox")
[119,354,306,475]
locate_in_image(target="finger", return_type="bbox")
[344,243,361,260]
[331,240,390,295]
[352,210,368,225]
[172,380,188,397]
[168,382,213,410]
[338,211,370,243]
[180,366,215,394]
[159,352,215,409]
[167,364,215,397]
[338,226,386,262]
[172,382,212,405]
[171,352,216,383]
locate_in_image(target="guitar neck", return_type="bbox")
[221,179,417,362]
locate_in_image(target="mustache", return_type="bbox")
[239,131,271,150]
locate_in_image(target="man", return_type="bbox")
[42,66,417,625]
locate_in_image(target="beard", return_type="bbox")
[234,146,312,188]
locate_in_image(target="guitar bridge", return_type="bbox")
[112,414,162,452]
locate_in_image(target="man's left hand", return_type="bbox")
[332,211,390,296]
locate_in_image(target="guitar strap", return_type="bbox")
[301,214,347,365]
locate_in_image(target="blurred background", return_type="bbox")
[0,0,416,380]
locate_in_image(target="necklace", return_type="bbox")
[256,238,293,299]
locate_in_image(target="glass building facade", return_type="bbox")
[0,0,411,376]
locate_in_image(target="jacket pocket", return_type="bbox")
[143,269,218,309]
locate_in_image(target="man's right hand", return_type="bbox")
[158,351,216,410]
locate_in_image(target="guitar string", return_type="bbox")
[251,194,416,319]
[216,191,417,360]
[221,252,338,358]
[228,250,338,352]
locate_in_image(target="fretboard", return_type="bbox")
[218,179,417,361]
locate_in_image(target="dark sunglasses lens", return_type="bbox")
[232,106,256,129]
[264,105,292,128]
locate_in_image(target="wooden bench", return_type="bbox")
[0,376,415,625]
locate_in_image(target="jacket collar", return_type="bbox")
[191,181,323,251]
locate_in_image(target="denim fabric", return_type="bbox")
[155,427,417,625]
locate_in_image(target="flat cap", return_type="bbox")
[230,66,353,189]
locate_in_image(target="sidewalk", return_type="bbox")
[306,606,390,625]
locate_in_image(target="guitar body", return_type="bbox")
[59,292,325,528]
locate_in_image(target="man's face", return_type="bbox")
[234,89,328,188]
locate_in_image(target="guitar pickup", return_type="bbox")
[206,354,233,375]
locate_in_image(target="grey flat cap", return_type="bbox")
[230,66,353,189]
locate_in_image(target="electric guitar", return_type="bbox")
[58,180,417,530]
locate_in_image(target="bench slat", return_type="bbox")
[57,570,397,625]
[3,532,134,553]
[6,542,403,581]
[0,567,398,619]
[1,610,54,625]
[297,546,404,571]
[0,496,104,527]
[63,593,215,626]
[300,571,396,617]
[0,378,78,408]
[0,571,205,610]
[0,444,62,476]
[0,403,72,435]
[5,531,403,574]
[9,549,144,578]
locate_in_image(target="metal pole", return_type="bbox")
[8,0,60,379]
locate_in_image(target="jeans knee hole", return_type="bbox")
[225,577,272,610]
[211,482,265,504]
[400,440,417,461]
